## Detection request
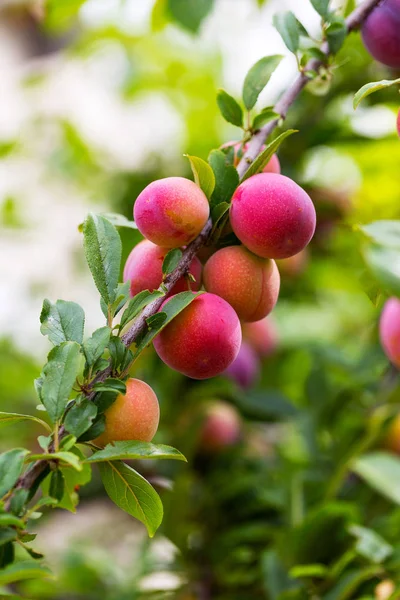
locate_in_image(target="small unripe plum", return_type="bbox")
[276,248,309,278]
[222,141,281,174]
[200,401,242,451]
[230,173,316,259]
[94,378,160,447]
[134,177,210,248]
[380,297,400,368]
[242,317,279,357]
[203,245,280,322]
[224,342,260,388]
[123,239,202,297]
[361,0,400,68]
[153,292,242,379]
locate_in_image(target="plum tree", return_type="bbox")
[134,177,210,248]
[203,245,280,322]
[153,292,242,379]
[230,173,316,259]
[361,0,400,68]
[200,401,242,451]
[224,341,260,389]
[379,297,400,368]
[223,141,281,174]
[94,378,160,447]
[242,317,279,357]
[123,239,202,297]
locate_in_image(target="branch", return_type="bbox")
[237,0,381,178]
[6,0,380,501]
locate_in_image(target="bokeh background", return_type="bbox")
[1,0,400,598]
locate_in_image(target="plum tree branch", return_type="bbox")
[237,0,381,178]
[6,0,380,501]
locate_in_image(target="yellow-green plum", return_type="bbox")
[379,297,400,368]
[203,245,280,322]
[133,177,209,248]
[123,239,202,297]
[361,0,400,68]
[94,378,159,447]
[230,173,316,259]
[242,317,279,357]
[200,401,242,451]
[222,141,281,174]
[153,292,242,379]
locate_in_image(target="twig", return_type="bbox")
[237,0,381,178]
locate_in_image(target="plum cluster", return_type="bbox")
[97,153,316,447]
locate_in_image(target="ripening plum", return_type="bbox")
[361,0,400,69]
[379,297,400,368]
[230,173,316,259]
[153,292,242,379]
[224,342,260,389]
[134,177,210,248]
[200,401,242,451]
[94,378,160,447]
[222,141,281,174]
[203,245,280,322]
[242,317,279,357]
[123,239,202,297]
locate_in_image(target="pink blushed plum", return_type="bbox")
[379,297,400,368]
[230,173,316,259]
[203,245,280,322]
[123,240,202,297]
[134,177,210,248]
[224,342,260,389]
[242,318,279,357]
[200,401,242,451]
[153,292,242,380]
[361,0,400,69]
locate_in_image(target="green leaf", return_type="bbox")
[100,281,131,320]
[49,470,65,502]
[41,341,81,423]
[92,378,126,394]
[0,529,16,547]
[108,336,128,372]
[100,213,138,230]
[310,0,330,19]
[40,299,85,346]
[185,155,215,199]
[64,398,98,438]
[273,12,300,54]
[348,524,392,564]
[252,108,280,130]
[323,566,383,600]
[99,461,163,537]
[132,291,201,360]
[120,290,165,330]
[146,313,167,330]
[82,213,122,306]
[41,448,91,513]
[325,15,347,54]
[59,434,77,451]
[82,326,111,368]
[151,0,168,32]
[9,489,29,516]
[353,452,400,504]
[162,248,183,276]
[289,564,328,579]
[241,129,297,182]
[0,561,52,585]
[167,0,214,33]
[0,449,29,498]
[363,245,400,297]
[211,202,230,233]
[0,412,51,433]
[242,55,283,110]
[359,220,400,248]
[0,514,25,529]
[353,78,400,109]
[208,149,239,206]
[27,452,82,471]
[261,550,296,599]
[78,414,105,443]
[0,541,14,568]
[216,89,243,127]
[86,441,187,463]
